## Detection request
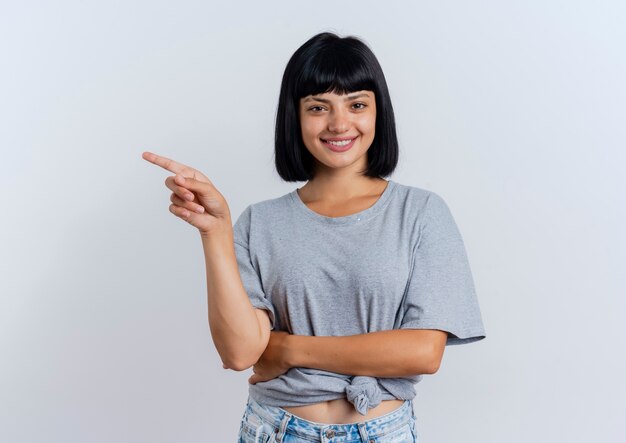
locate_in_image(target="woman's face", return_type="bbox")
[298,89,376,173]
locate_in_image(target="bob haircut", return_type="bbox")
[275,32,399,182]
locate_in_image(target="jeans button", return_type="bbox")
[325,429,335,438]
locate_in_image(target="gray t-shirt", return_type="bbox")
[232,179,486,415]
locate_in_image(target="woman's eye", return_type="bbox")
[352,103,367,110]
[309,106,325,112]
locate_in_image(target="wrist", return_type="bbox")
[200,222,232,240]
[284,334,301,368]
[200,225,233,247]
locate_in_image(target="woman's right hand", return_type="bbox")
[142,151,232,236]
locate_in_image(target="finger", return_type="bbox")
[142,151,193,175]
[173,174,216,195]
[170,193,205,214]
[169,203,197,223]
[165,176,196,202]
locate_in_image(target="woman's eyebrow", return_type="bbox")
[303,93,371,103]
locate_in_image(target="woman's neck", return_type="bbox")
[297,176,388,205]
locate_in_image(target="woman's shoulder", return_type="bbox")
[390,180,442,208]
[233,190,293,230]
[245,189,293,215]
[389,181,461,230]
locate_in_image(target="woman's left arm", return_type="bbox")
[247,329,447,384]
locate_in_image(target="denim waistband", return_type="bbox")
[244,394,415,442]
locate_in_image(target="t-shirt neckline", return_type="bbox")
[289,179,397,225]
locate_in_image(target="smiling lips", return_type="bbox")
[321,136,357,152]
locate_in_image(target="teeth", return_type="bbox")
[324,138,353,146]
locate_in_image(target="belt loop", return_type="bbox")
[274,410,292,443]
[357,422,370,443]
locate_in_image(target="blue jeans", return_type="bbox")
[237,395,419,442]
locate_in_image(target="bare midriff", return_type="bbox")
[281,398,404,424]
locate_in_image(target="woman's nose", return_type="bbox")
[327,109,350,133]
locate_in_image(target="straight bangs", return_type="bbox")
[295,49,377,99]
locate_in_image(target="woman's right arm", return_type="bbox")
[201,230,271,371]
[142,151,269,370]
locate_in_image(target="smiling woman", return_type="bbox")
[144,31,486,443]
[231,32,486,442]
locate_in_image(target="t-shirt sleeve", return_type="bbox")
[399,192,486,345]
[232,205,277,330]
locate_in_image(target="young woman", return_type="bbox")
[143,32,486,443]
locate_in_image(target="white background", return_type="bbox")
[1,1,625,442]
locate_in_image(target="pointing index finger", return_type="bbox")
[142,151,190,175]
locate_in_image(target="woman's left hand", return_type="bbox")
[248,330,292,384]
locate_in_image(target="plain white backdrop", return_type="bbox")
[1,1,625,442]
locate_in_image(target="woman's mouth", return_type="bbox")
[320,136,357,152]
